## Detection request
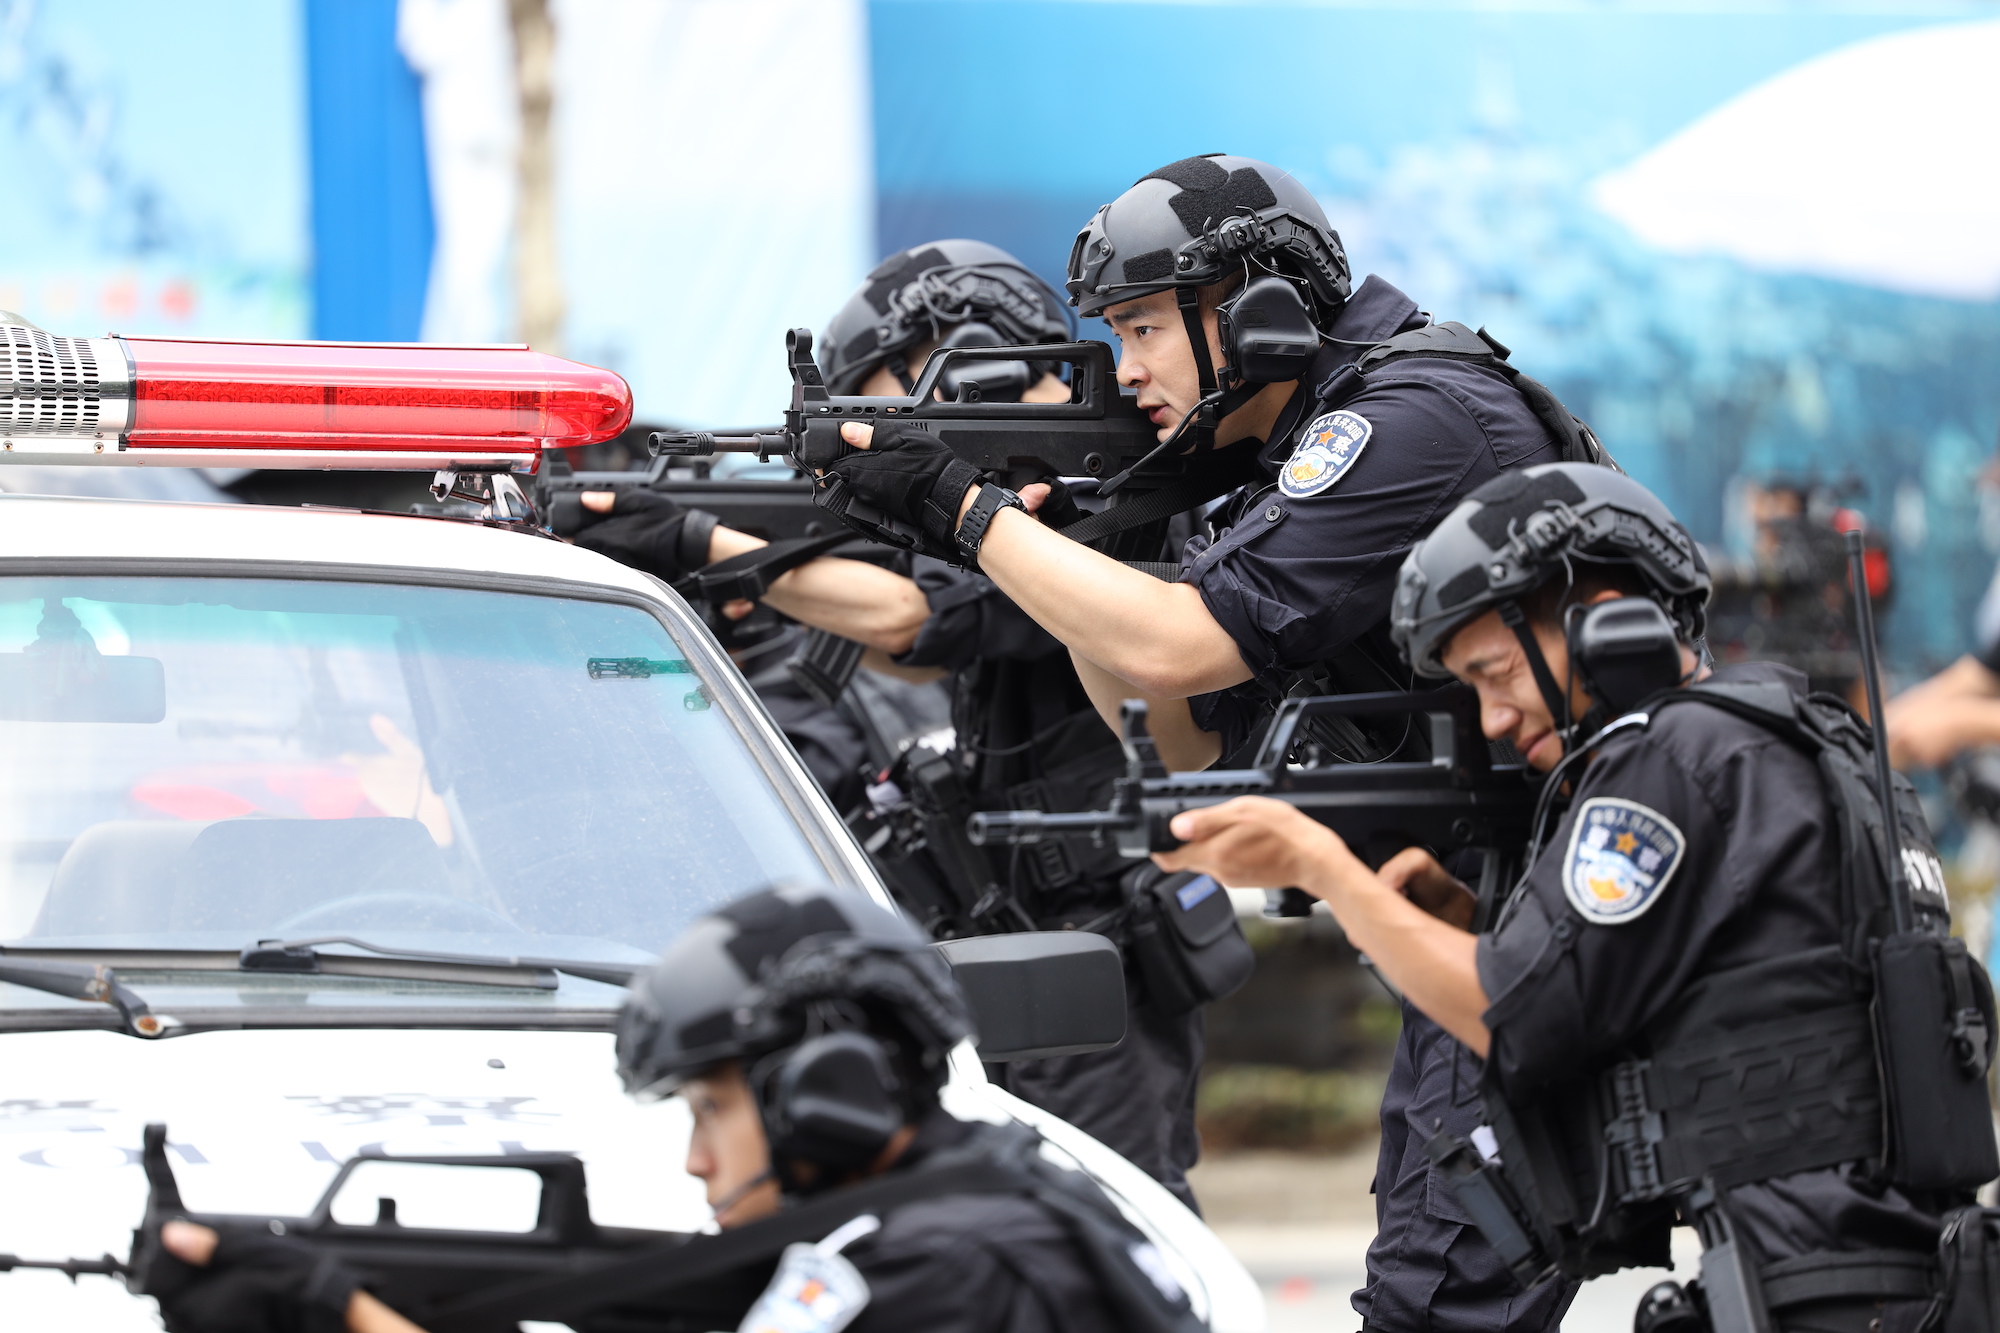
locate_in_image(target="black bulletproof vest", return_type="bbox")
[1467,681,1996,1294]
[1240,322,1610,767]
[958,513,1184,912]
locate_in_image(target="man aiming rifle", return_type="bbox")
[562,240,1227,1211]
[814,156,1609,1331]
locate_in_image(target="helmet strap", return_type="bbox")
[1497,599,1574,748]
[885,353,916,395]
[1175,286,1221,447]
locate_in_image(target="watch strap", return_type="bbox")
[955,483,1027,565]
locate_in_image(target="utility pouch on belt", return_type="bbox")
[1873,930,1999,1191]
[1123,868,1254,1017]
[1933,1204,2000,1333]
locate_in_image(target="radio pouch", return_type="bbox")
[1124,868,1254,1017]
[1872,930,1999,1191]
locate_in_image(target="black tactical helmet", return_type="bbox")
[1066,154,1351,322]
[818,240,1072,396]
[1391,463,1711,678]
[615,884,971,1105]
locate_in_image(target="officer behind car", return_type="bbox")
[567,239,1218,1211]
[817,156,1605,1330]
[154,884,1197,1333]
[1152,464,1997,1333]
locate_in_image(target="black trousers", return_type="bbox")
[1360,1002,1579,1332]
[986,992,1205,1212]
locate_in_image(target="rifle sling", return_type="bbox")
[1054,444,1261,549]
[425,1157,1029,1331]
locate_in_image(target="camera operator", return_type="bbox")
[154,886,1192,1333]
[819,157,1601,1331]
[565,241,1216,1211]
[1884,570,2000,769]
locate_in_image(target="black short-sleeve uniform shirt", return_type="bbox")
[1185,277,1565,755]
[1477,662,1941,1270]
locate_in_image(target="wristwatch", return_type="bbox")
[954,482,1028,565]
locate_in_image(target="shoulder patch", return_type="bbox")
[739,1238,871,1333]
[1562,797,1685,925]
[1279,409,1372,498]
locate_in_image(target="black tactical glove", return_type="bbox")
[1028,475,1086,532]
[564,489,719,582]
[814,422,984,562]
[155,1225,361,1333]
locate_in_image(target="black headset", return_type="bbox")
[1215,274,1323,386]
[754,1030,906,1187]
[1564,596,1685,721]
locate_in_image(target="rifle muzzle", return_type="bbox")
[965,809,1136,846]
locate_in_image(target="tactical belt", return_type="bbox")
[1758,1250,1938,1310]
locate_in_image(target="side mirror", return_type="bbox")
[936,931,1125,1061]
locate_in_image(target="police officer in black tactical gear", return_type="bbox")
[564,241,1218,1212]
[821,155,1605,1330]
[1156,463,2000,1333]
[155,885,1201,1333]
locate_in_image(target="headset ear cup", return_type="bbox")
[762,1032,905,1179]
[1570,597,1683,717]
[1218,275,1321,384]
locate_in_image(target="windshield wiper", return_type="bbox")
[1,940,641,992]
[0,958,163,1037]
[238,936,641,990]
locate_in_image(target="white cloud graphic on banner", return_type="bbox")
[1591,19,2000,302]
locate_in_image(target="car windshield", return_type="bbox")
[0,575,835,989]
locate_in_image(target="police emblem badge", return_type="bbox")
[1561,797,1685,925]
[739,1216,877,1333]
[1279,409,1373,498]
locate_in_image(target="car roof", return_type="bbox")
[0,492,660,596]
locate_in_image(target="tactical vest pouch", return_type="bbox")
[1630,1000,1882,1193]
[1873,930,2000,1191]
[1124,868,1255,1017]
[1933,1205,2000,1333]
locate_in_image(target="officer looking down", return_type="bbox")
[1152,464,1999,1333]
[816,155,1606,1331]
[152,885,1196,1333]
[562,240,1218,1212]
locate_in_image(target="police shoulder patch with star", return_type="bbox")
[1561,797,1686,925]
[1279,409,1372,498]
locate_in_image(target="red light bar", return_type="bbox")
[0,316,631,471]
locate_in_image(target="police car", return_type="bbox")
[0,319,1263,1330]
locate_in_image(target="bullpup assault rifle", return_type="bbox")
[968,687,1539,923]
[647,329,1260,555]
[533,451,880,706]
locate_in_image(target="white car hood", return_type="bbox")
[0,1028,1263,1331]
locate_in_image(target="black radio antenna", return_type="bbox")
[1845,527,1913,933]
